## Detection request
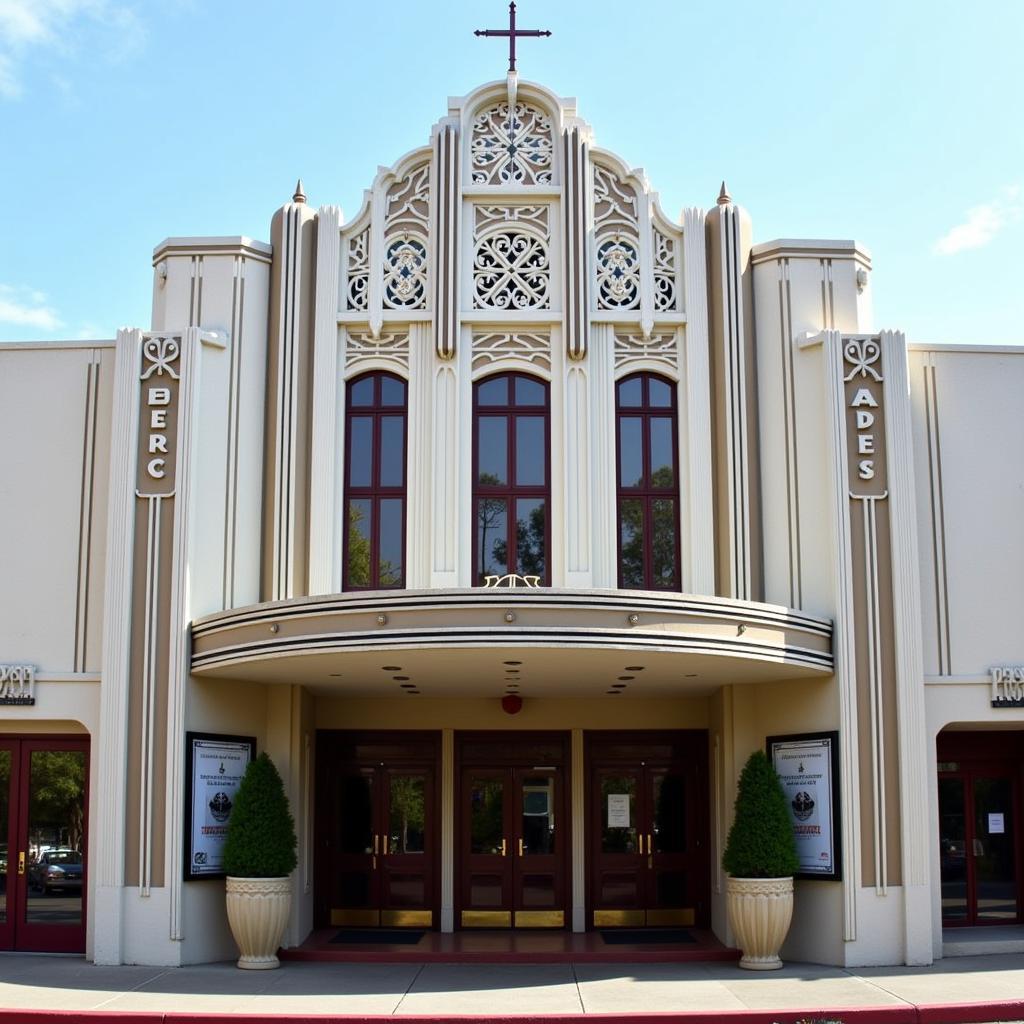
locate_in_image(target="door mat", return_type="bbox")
[601,928,695,944]
[330,928,426,945]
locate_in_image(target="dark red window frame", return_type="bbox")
[472,372,551,585]
[343,371,407,590]
[615,371,681,590]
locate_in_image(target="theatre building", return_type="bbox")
[1,70,1023,969]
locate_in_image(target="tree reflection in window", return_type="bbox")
[343,372,407,589]
[473,373,549,584]
[616,373,680,590]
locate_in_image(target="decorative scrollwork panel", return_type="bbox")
[345,331,410,374]
[613,331,678,374]
[471,101,554,186]
[383,236,428,309]
[653,228,679,312]
[472,331,551,373]
[472,205,551,310]
[593,164,642,311]
[596,237,640,310]
[345,227,370,311]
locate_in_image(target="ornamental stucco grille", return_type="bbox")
[472,205,551,310]
[471,101,554,186]
[383,163,431,310]
[593,164,641,310]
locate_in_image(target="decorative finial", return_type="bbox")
[717,181,732,206]
[293,179,306,204]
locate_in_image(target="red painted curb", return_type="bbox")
[918,999,1024,1024]
[0,1000,1021,1024]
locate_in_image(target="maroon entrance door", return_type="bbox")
[587,731,708,929]
[457,733,569,928]
[315,731,440,928]
[938,731,1023,927]
[0,737,89,953]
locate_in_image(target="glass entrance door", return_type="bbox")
[587,731,708,929]
[315,732,438,929]
[459,766,566,928]
[456,732,570,929]
[0,738,88,953]
[939,767,1019,926]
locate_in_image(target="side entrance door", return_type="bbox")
[0,737,89,953]
[937,730,1022,927]
[315,731,439,928]
[457,732,569,929]
[587,731,708,929]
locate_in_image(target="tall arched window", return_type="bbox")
[616,372,680,590]
[344,372,407,589]
[473,372,550,585]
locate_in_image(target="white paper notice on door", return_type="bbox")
[988,812,1005,834]
[607,793,631,828]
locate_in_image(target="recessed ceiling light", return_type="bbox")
[617,676,634,681]
[606,689,621,695]
[329,673,343,677]
[382,665,402,671]
[685,673,698,678]
[505,668,520,673]
[400,683,415,688]
[611,683,626,689]
[503,660,522,666]
[625,666,644,671]
[393,676,410,681]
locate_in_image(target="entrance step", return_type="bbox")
[281,928,740,964]
[943,924,1024,957]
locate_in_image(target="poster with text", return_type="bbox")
[184,733,255,880]
[767,732,841,880]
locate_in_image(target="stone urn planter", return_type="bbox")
[225,876,293,970]
[222,753,298,970]
[725,875,794,971]
[722,751,798,971]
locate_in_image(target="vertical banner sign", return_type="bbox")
[137,335,181,495]
[184,733,256,880]
[767,732,841,880]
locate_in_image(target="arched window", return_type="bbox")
[343,372,407,589]
[473,372,550,585]
[616,373,680,590]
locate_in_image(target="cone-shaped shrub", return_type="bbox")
[722,750,798,879]
[223,753,298,878]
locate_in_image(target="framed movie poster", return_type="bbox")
[184,732,256,880]
[766,731,841,881]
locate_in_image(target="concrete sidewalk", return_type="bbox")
[0,952,1022,1022]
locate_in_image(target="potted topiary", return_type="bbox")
[722,749,799,970]
[222,752,297,970]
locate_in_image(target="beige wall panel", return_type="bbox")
[911,348,1024,674]
[0,345,113,671]
[84,349,115,671]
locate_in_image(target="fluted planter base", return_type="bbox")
[726,876,794,971]
[225,876,292,970]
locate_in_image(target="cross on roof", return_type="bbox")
[474,2,551,74]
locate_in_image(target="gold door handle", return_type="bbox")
[518,838,524,857]
[638,834,644,855]
[373,834,379,856]
[501,838,507,857]
[647,834,653,855]
[18,851,25,875]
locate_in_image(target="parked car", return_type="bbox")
[28,849,83,894]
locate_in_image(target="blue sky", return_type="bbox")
[1,0,1021,344]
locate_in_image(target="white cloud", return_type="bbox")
[0,0,143,98]
[933,187,1023,256]
[0,284,63,330]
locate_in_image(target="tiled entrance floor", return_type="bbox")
[281,927,740,963]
